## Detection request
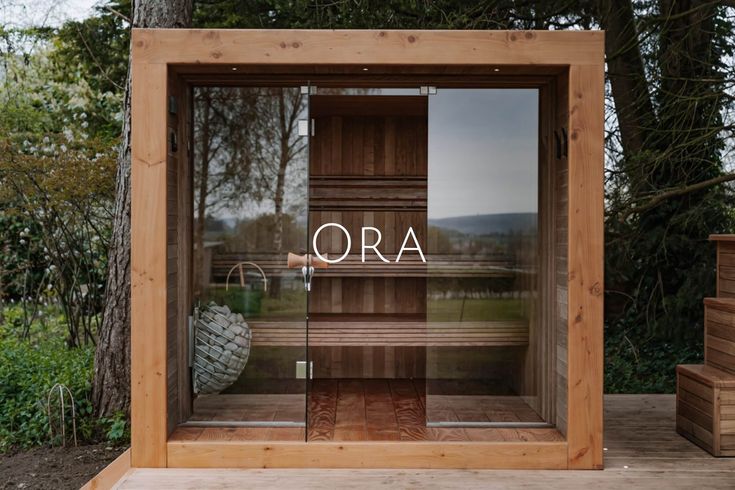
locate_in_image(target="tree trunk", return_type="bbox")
[597,0,656,169]
[94,0,192,418]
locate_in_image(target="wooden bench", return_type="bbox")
[248,314,529,347]
[210,253,527,281]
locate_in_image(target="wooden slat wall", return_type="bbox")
[166,71,179,436]
[676,364,735,456]
[705,300,735,375]
[554,72,569,437]
[519,81,556,424]
[721,384,735,455]
[165,74,193,435]
[676,368,716,454]
[717,241,735,298]
[308,96,427,378]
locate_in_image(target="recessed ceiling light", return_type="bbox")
[493,68,500,72]
[362,67,369,71]
[232,67,238,71]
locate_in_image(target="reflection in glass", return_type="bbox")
[426,89,545,426]
[190,86,308,429]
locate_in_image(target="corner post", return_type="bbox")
[130,32,169,467]
[566,61,605,469]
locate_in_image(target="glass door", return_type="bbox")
[189,84,310,436]
[426,88,550,428]
[304,86,429,442]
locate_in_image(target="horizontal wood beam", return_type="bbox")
[132,29,604,66]
[167,440,568,469]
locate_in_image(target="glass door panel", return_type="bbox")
[426,89,548,427]
[190,85,309,433]
[305,87,429,441]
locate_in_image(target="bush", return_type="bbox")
[605,322,703,393]
[0,318,97,452]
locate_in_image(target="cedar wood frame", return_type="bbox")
[130,29,604,470]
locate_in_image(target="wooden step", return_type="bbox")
[704,298,735,375]
[676,364,735,457]
[710,235,735,298]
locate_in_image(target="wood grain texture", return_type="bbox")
[676,364,735,456]
[103,395,735,486]
[705,300,735,375]
[308,95,428,379]
[130,61,168,468]
[166,71,193,435]
[712,239,735,298]
[80,449,131,490]
[131,29,604,66]
[566,63,605,469]
[130,28,606,470]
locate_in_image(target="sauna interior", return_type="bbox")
[171,70,568,443]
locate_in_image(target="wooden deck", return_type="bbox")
[108,395,735,488]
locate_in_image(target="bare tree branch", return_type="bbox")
[619,173,735,221]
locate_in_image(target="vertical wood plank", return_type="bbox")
[566,63,604,470]
[131,60,168,468]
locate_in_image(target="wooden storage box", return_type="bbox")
[676,364,735,456]
[704,298,735,375]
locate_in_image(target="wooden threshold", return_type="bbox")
[166,440,568,469]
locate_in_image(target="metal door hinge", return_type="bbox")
[169,128,178,152]
[296,361,313,379]
[168,95,178,115]
[298,119,315,137]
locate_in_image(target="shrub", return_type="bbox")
[605,322,703,393]
[0,323,96,452]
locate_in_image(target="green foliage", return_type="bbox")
[51,1,131,139]
[605,321,703,393]
[0,17,119,347]
[0,306,130,452]
[101,412,129,443]
[0,316,93,451]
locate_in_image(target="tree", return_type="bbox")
[94,0,192,418]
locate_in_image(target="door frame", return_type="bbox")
[130,29,604,469]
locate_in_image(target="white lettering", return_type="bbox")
[313,223,351,264]
[396,226,426,263]
[361,227,390,263]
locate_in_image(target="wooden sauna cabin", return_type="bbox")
[130,29,604,469]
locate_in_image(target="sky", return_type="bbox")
[428,89,538,219]
[0,0,98,28]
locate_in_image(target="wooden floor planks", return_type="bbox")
[116,395,735,489]
[179,378,552,443]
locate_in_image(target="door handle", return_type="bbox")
[287,252,329,269]
[301,265,315,291]
[287,253,328,292]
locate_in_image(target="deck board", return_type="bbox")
[115,395,735,488]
